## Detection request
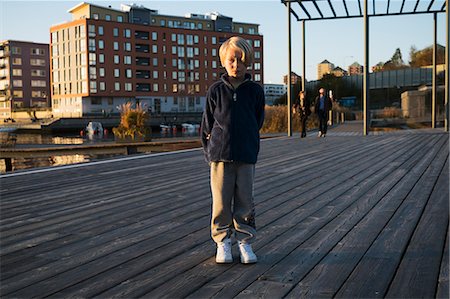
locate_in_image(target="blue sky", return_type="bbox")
[0,0,446,83]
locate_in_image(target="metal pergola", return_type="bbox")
[282,0,449,136]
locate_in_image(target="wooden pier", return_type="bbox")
[0,123,448,298]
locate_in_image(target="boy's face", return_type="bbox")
[223,47,247,80]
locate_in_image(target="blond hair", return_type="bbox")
[219,36,254,67]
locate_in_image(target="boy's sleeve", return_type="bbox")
[256,88,265,130]
[200,89,215,153]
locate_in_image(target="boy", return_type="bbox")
[201,36,265,264]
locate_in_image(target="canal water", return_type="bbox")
[1,129,200,173]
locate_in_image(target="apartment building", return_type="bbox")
[348,62,363,76]
[317,59,334,80]
[0,40,50,119]
[50,2,264,117]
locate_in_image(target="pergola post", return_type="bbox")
[363,0,370,136]
[446,0,449,132]
[302,20,306,93]
[432,13,437,129]
[287,1,293,137]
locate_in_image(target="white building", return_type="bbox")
[264,83,287,105]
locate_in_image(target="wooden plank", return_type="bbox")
[213,135,446,299]
[12,136,396,298]
[79,137,411,298]
[436,230,449,298]
[283,137,448,298]
[385,160,449,298]
[335,136,449,298]
[140,136,434,298]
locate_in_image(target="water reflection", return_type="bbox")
[1,129,200,173]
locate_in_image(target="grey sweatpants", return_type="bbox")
[210,161,257,244]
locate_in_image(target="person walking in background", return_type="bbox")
[293,91,311,138]
[314,87,333,137]
[201,36,265,264]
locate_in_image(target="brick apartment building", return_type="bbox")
[50,2,264,118]
[0,40,51,119]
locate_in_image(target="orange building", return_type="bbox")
[50,2,264,117]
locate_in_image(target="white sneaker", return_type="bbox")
[318,132,322,137]
[216,239,233,263]
[238,241,257,264]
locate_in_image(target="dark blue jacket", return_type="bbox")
[201,73,265,164]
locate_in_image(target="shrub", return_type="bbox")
[113,102,149,140]
[261,105,319,134]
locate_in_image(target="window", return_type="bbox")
[124,29,131,38]
[113,28,119,37]
[88,25,96,37]
[99,68,105,77]
[31,70,46,76]
[194,35,199,44]
[126,69,132,78]
[153,71,158,79]
[91,98,101,105]
[186,35,193,45]
[254,74,261,81]
[13,90,23,98]
[99,54,105,63]
[114,42,119,51]
[172,46,177,55]
[212,61,217,69]
[90,81,97,93]
[125,83,132,91]
[254,40,261,47]
[124,56,132,65]
[31,48,45,55]
[100,82,106,91]
[106,14,111,21]
[12,46,21,54]
[152,32,157,40]
[153,84,158,92]
[99,40,104,49]
[152,58,158,66]
[212,37,217,44]
[12,58,22,65]
[254,63,261,70]
[93,13,99,20]
[172,71,177,79]
[117,15,123,22]
[152,45,157,53]
[114,55,120,64]
[89,39,96,51]
[30,59,45,66]
[98,26,104,35]
[177,34,184,45]
[89,67,97,79]
[12,69,22,76]
[31,80,46,87]
[114,69,120,78]
[114,82,120,91]
[32,90,46,98]
[124,42,132,51]
[178,47,184,57]
[171,33,176,42]
[212,49,217,57]
[255,51,260,59]
[89,53,96,65]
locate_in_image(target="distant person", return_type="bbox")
[293,91,311,138]
[201,36,265,264]
[314,87,333,137]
